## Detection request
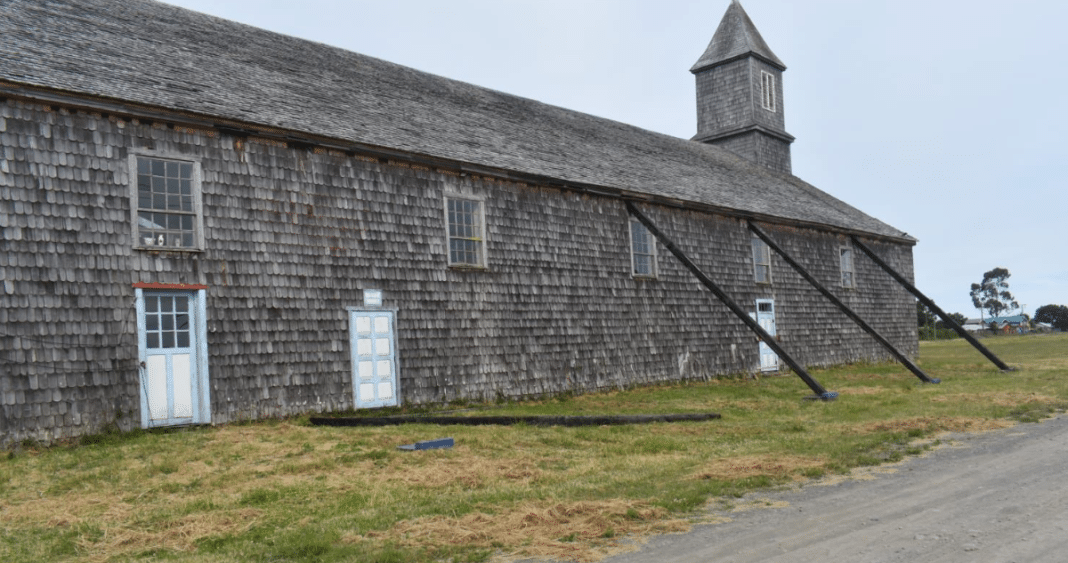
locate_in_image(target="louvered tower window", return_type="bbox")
[760,71,776,111]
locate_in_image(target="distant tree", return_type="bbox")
[914,303,967,330]
[1034,304,1068,331]
[969,268,1019,320]
[915,302,964,339]
[916,301,937,328]
[936,312,969,330]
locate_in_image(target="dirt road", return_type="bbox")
[601,415,1068,563]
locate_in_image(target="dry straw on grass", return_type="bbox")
[3,335,1066,563]
[838,386,887,396]
[692,454,826,482]
[77,509,261,560]
[4,496,263,563]
[383,452,543,489]
[357,500,689,563]
[859,416,1014,434]
[929,391,1062,408]
[727,498,791,513]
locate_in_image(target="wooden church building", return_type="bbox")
[0,0,919,445]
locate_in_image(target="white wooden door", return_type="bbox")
[136,289,210,427]
[349,309,399,408]
[756,299,779,372]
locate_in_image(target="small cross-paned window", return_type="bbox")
[630,220,657,278]
[840,247,855,288]
[132,155,202,250]
[761,71,776,112]
[143,293,192,349]
[445,197,487,268]
[752,237,772,284]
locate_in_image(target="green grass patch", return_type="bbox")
[1,333,1066,562]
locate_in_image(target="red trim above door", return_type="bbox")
[133,282,209,290]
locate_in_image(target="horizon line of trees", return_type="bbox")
[905,268,1062,340]
[965,267,1064,331]
[1034,304,1068,331]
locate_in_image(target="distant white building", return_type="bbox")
[965,315,1031,333]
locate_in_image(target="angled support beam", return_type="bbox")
[850,236,1014,372]
[748,222,939,384]
[625,201,837,400]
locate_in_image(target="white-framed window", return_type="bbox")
[752,237,772,284]
[747,236,773,284]
[840,247,855,288]
[629,220,657,278]
[130,154,203,250]
[760,71,776,112]
[444,196,487,268]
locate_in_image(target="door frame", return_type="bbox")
[134,284,211,428]
[755,298,779,372]
[347,307,401,409]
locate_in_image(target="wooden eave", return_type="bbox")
[0,81,916,247]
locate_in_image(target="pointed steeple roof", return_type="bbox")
[691,0,785,73]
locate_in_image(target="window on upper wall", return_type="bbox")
[752,237,772,284]
[131,155,202,250]
[840,247,856,288]
[445,196,487,268]
[760,71,776,112]
[630,220,656,278]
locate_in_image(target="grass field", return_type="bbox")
[2,333,1066,562]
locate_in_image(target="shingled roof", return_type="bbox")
[0,0,911,242]
[691,0,786,72]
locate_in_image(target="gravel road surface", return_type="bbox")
[601,415,1068,563]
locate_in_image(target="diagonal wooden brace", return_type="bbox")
[625,201,836,400]
[749,222,938,384]
[850,236,1013,372]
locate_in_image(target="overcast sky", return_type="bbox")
[161,0,1067,320]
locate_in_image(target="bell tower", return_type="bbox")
[692,0,794,174]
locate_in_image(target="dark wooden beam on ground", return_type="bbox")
[311,413,721,427]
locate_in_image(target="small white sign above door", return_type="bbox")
[363,289,383,308]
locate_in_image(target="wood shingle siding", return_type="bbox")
[1,0,920,445]
[1,99,916,445]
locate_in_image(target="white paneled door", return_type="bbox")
[136,289,210,427]
[349,309,399,408]
[756,299,779,372]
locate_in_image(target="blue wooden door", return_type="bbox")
[349,310,399,408]
[136,290,210,427]
[756,299,779,372]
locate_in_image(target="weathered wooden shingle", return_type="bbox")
[0,0,909,241]
[0,3,919,447]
